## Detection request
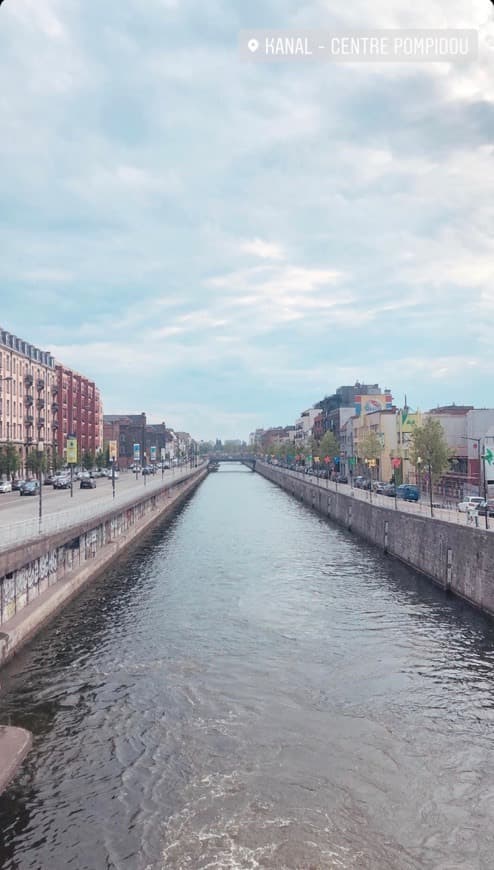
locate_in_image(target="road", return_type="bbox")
[0,465,204,551]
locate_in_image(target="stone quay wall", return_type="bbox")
[257,462,494,617]
[0,466,207,666]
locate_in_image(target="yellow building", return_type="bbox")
[393,408,422,483]
[352,406,422,483]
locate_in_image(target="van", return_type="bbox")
[396,484,420,502]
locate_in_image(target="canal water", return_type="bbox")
[1,465,494,869]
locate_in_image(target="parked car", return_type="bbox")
[383,483,396,497]
[44,474,57,485]
[373,481,387,493]
[457,496,484,513]
[476,500,494,517]
[0,480,12,493]
[12,479,26,491]
[396,484,420,502]
[336,474,348,484]
[353,476,365,488]
[80,477,96,489]
[20,480,39,496]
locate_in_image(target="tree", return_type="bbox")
[25,450,48,475]
[82,450,95,470]
[358,429,382,479]
[409,418,450,483]
[409,418,451,517]
[0,443,20,479]
[317,431,339,460]
[51,448,64,472]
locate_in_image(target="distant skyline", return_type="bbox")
[1,0,493,441]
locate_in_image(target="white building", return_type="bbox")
[294,408,321,447]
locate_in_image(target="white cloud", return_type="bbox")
[241,238,285,260]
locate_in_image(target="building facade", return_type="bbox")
[103,413,147,467]
[55,365,103,462]
[0,326,57,471]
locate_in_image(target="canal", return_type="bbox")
[1,464,494,869]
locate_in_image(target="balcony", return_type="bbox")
[37,398,45,410]
[52,421,59,430]
[26,436,33,445]
[25,415,34,425]
[24,373,33,387]
[25,395,34,407]
[51,384,59,396]
[38,416,45,426]
[52,402,59,412]
[36,378,45,391]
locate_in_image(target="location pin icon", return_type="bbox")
[248,38,259,53]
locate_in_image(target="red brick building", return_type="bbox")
[55,364,103,461]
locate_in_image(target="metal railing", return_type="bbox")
[0,463,206,552]
[258,462,490,531]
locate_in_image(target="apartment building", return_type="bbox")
[0,326,57,469]
[55,364,103,461]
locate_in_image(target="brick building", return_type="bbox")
[55,365,103,461]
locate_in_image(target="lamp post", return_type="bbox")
[0,376,13,472]
[480,444,490,531]
[460,436,488,530]
[460,436,482,498]
[427,458,434,518]
[37,439,44,530]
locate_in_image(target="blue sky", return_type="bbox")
[1,0,493,440]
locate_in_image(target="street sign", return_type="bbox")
[133,443,140,461]
[108,440,118,461]
[66,437,77,464]
[150,446,157,461]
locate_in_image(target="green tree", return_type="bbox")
[82,450,95,470]
[358,430,382,461]
[0,443,20,479]
[409,418,450,516]
[317,431,340,460]
[25,450,48,475]
[51,448,64,472]
[95,449,105,469]
[358,429,382,478]
[410,418,450,482]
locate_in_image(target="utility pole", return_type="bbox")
[481,441,489,530]
[428,459,434,518]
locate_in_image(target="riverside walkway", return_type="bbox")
[261,463,491,530]
[0,465,205,552]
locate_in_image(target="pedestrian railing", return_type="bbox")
[0,463,206,553]
[258,463,490,531]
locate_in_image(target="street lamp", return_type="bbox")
[37,439,44,530]
[460,435,489,530]
[460,436,482,498]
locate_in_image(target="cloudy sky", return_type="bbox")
[1,0,493,440]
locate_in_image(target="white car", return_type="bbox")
[0,480,12,493]
[457,496,483,513]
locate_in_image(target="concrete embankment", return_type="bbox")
[0,466,207,667]
[257,462,494,617]
[0,726,32,795]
